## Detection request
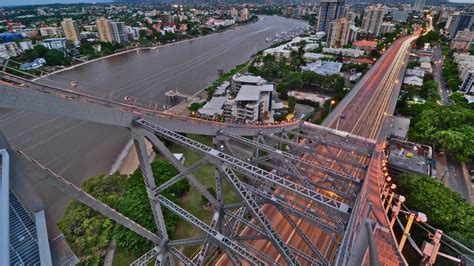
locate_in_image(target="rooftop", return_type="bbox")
[232,74,265,84]
[388,138,431,176]
[353,40,377,49]
[234,84,273,101]
[198,96,227,116]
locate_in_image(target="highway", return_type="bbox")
[217,34,416,265]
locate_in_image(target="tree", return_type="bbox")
[288,96,296,113]
[58,173,127,264]
[201,187,216,205]
[188,102,203,111]
[288,77,304,90]
[114,160,188,256]
[396,173,474,249]
[45,49,70,66]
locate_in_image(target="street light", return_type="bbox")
[329,99,336,113]
[399,211,428,252]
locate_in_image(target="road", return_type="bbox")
[217,35,416,265]
[432,43,451,105]
[0,16,307,223]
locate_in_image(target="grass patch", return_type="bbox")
[112,246,137,266]
[169,134,240,257]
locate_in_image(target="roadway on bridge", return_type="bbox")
[217,34,415,265]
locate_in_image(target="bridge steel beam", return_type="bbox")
[279,208,330,266]
[156,195,267,265]
[136,119,352,214]
[299,131,372,158]
[240,182,343,233]
[152,158,209,196]
[262,132,367,171]
[220,166,297,265]
[219,129,361,183]
[17,150,194,266]
[259,160,355,200]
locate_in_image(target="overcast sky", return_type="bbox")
[1,0,110,7]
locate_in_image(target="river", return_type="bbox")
[0,16,308,222]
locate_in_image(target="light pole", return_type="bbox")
[328,99,336,113]
[399,211,427,252]
[389,194,406,229]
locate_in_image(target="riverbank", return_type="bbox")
[31,19,262,82]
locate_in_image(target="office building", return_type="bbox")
[39,27,62,38]
[460,71,474,94]
[233,84,274,123]
[413,0,425,12]
[317,0,345,33]
[448,12,474,40]
[380,22,396,34]
[240,8,250,21]
[451,30,474,51]
[60,18,80,42]
[110,21,127,43]
[392,10,409,23]
[361,6,384,37]
[230,73,266,95]
[327,18,352,47]
[97,18,114,43]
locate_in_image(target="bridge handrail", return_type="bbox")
[0,71,302,130]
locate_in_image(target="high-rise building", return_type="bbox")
[110,22,127,43]
[450,30,474,51]
[97,18,114,43]
[240,8,250,21]
[316,0,345,33]
[60,18,80,42]
[361,6,384,37]
[380,22,395,34]
[448,12,474,40]
[460,71,474,94]
[392,9,409,23]
[327,18,352,47]
[230,8,239,17]
[413,0,425,13]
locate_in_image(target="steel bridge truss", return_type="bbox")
[128,118,365,265]
[13,116,374,265]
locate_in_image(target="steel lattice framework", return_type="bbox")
[10,114,374,266]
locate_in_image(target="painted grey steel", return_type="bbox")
[221,166,297,265]
[279,208,329,266]
[220,130,360,183]
[34,210,53,266]
[0,77,300,136]
[136,119,351,213]
[168,237,208,247]
[240,182,342,233]
[153,158,209,196]
[299,131,372,158]
[260,160,355,200]
[262,132,367,170]
[0,149,9,266]
[17,150,160,243]
[156,195,267,266]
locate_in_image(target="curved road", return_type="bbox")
[0,16,308,222]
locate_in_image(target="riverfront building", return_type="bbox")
[327,18,352,48]
[361,6,384,37]
[317,0,345,33]
[61,18,80,43]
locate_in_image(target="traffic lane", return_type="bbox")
[446,155,471,202]
[0,108,130,221]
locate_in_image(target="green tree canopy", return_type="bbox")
[396,173,474,249]
[58,173,127,264]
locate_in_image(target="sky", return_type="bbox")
[1,0,110,7]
